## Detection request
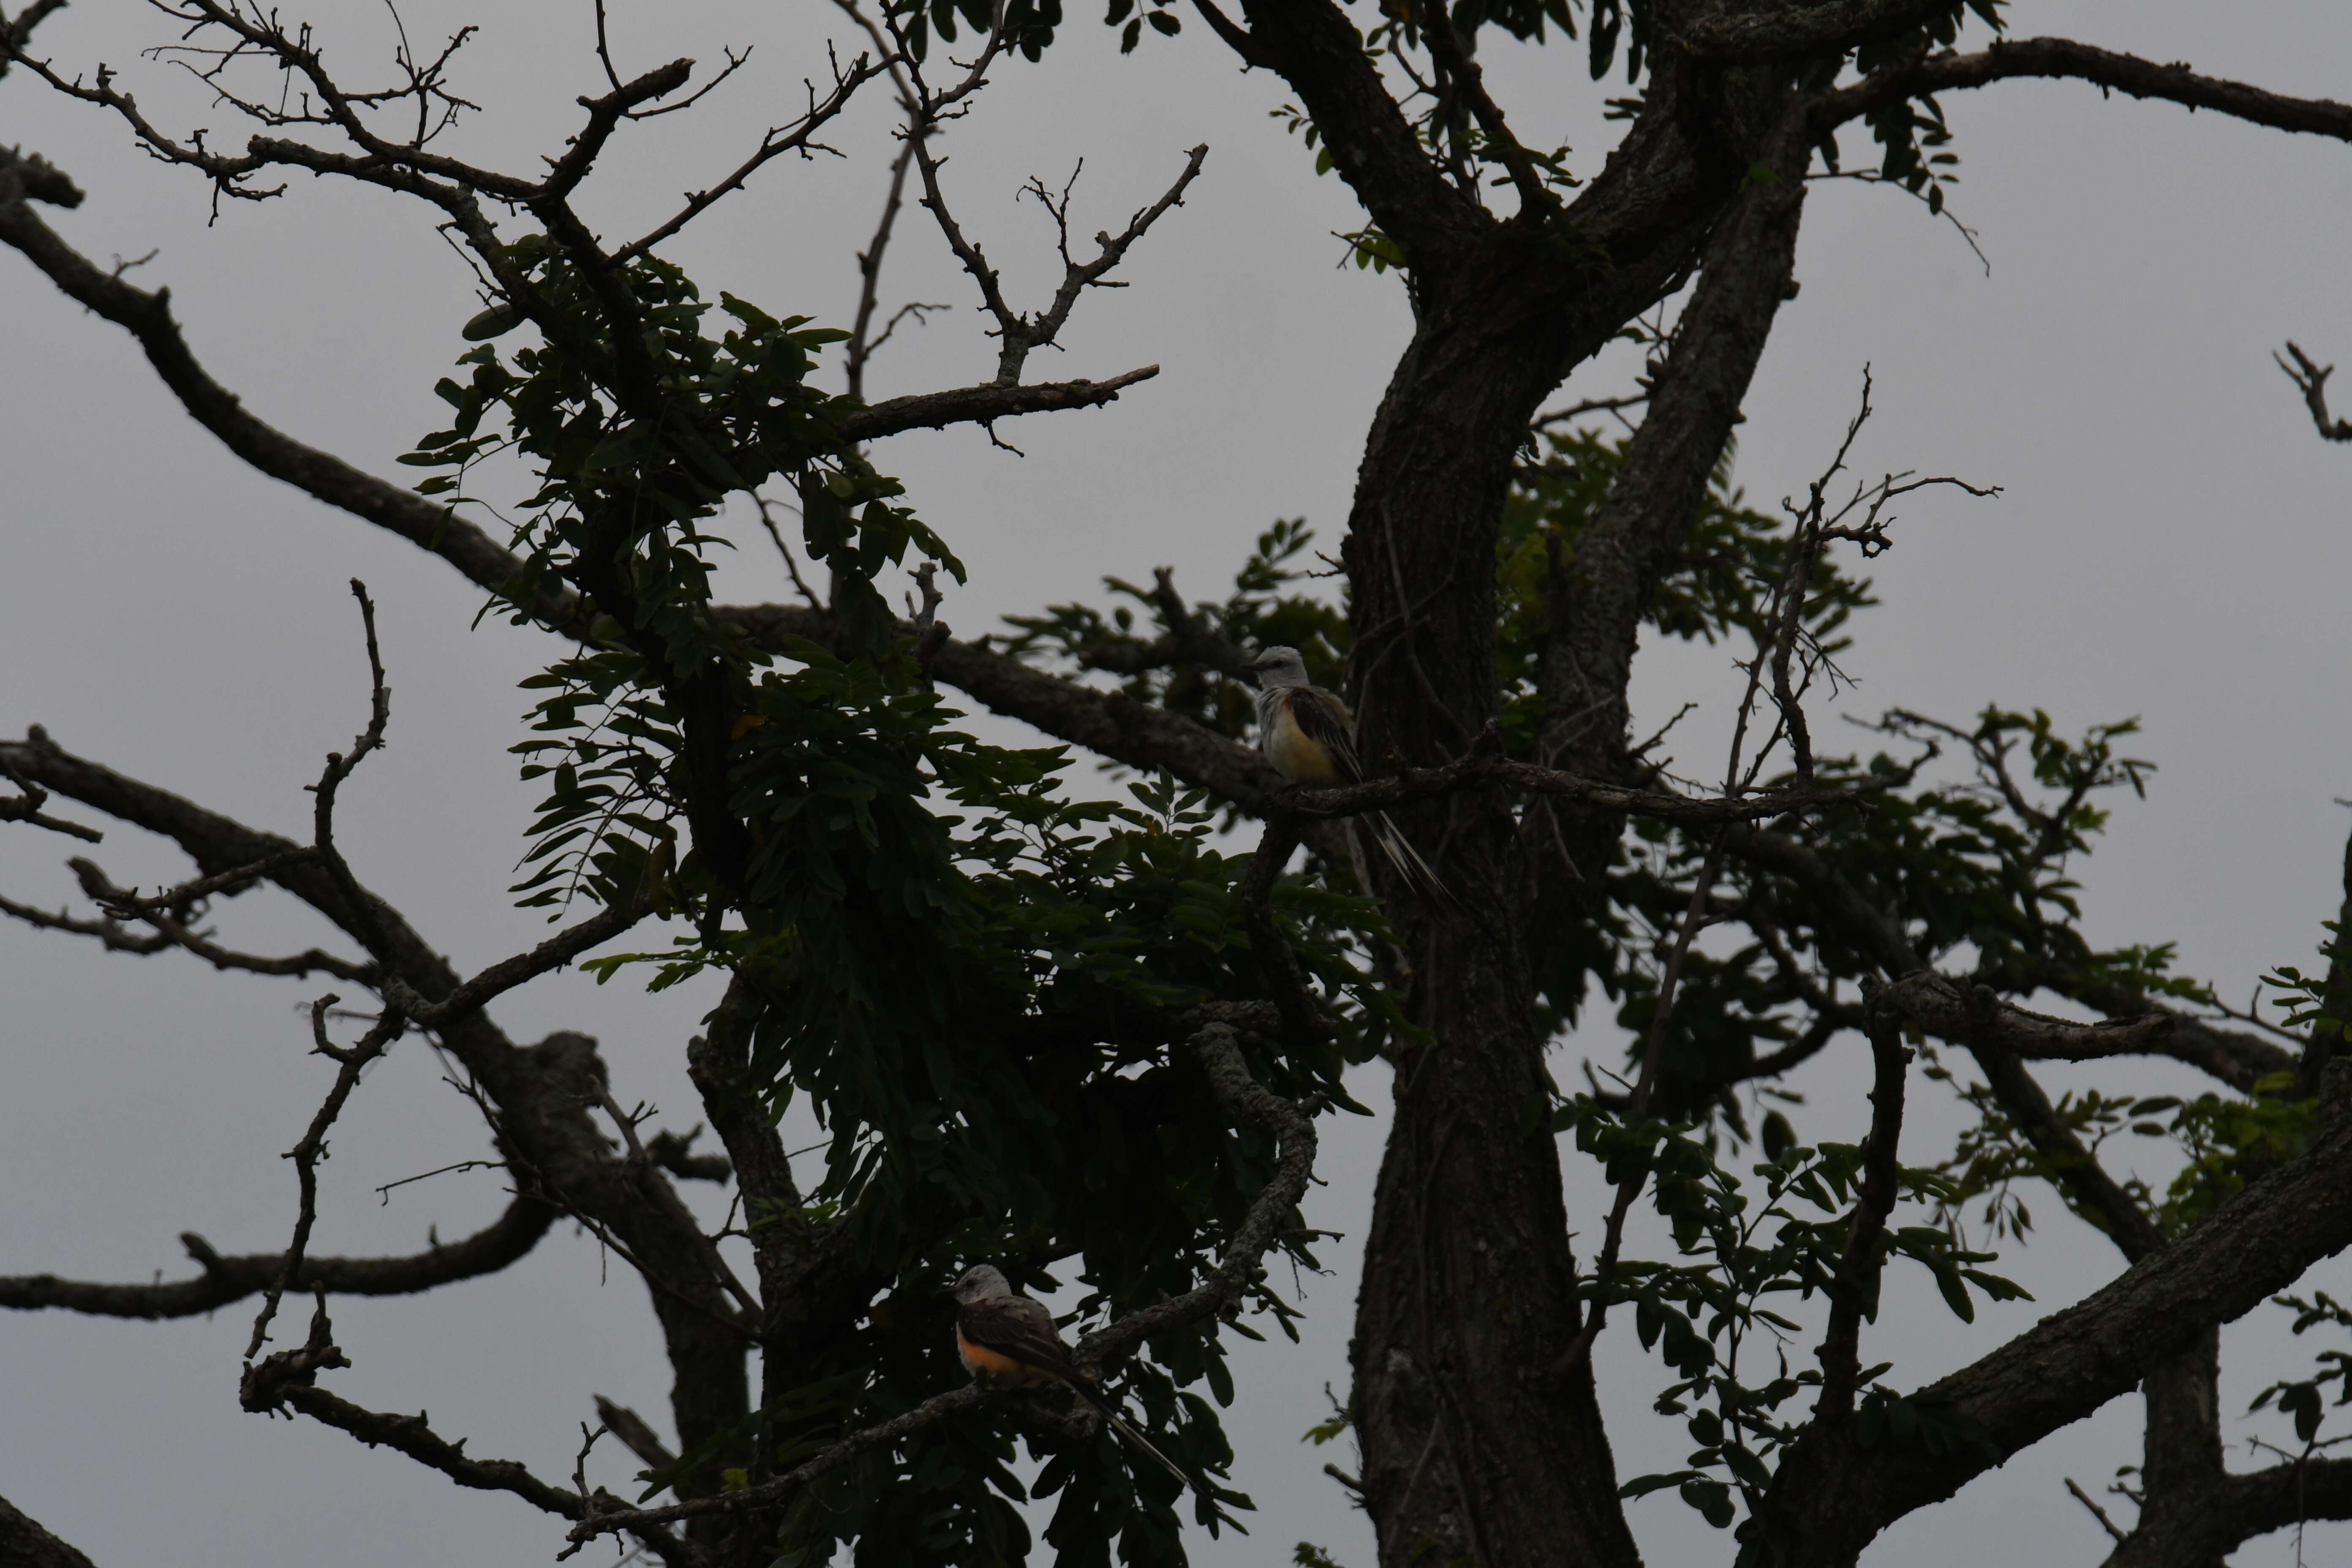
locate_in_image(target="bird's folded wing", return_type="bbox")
[1289,687,1365,785]
[958,1297,1081,1380]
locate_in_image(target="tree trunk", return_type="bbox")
[1340,57,1813,1562]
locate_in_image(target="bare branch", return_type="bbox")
[1019,146,1209,380]
[239,1298,701,1565]
[0,142,80,209]
[612,49,890,263]
[1874,970,2175,1067]
[306,580,398,962]
[0,1196,553,1319]
[245,1001,407,1360]
[0,888,171,956]
[79,847,318,918]
[0,198,580,630]
[0,754,101,841]
[544,58,697,197]
[1817,37,2352,145]
[61,856,374,982]
[833,366,1161,441]
[845,139,922,402]
[909,134,1207,386]
[2065,1476,2130,1544]
[2277,342,2352,443]
[382,898,650,1030]
[594,1396,681,1475]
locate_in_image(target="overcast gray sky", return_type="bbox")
[5,2,2352,1564]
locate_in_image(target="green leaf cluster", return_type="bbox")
[404,222,1417,1560]
[1584,1102,2022,1537]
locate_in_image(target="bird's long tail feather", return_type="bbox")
[1107,1410,1200,1496]
[1367,809,1459,914]
[1069,1378,1201,1495]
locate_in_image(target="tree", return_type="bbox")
[5,2,2352,1567]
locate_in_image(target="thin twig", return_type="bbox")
[245,998,407,1360]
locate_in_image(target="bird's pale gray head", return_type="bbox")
[1250,645,1310,689]
[951,1264,1013,1304]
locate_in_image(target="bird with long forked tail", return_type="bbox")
[950,1265,1200,1495]
[1247,645,1457,913]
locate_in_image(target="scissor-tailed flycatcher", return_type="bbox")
[1248,645,1456,911]
[950,1264,1197,1493]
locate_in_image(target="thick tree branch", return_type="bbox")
[1875,971,2174,1069]
[1871,977,2170,1260]
[0,1493,99,1568]
[0,1195,554,1319]
[2197,1454,2352,1554]
[1757,1077,2352,1563]
[1817,38,2352,144]
[1281,743,1895,825]
[0,195,580,631]
[1231,0,1484,268]
[1814,1002,1910,1417]
[0,751,98,840]
[1676,0,1955,61]
[1541,104,1811,773]
[833,366,1159,440]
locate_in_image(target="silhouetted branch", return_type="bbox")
[833,366,1161,440]
[2277,342,2352,442]
[1283,731,1898,824]
[614,48,891,262]
[1818,37,2352,145]
[0,1196,553,1319]
[240,1297,701,1565]
[382,898,649,1029]
[1815,1002,1911,1416]
[0,754,99,840]
[60,856,373,982]
[0,1490,98,1568]
[245,1001,407,1360]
